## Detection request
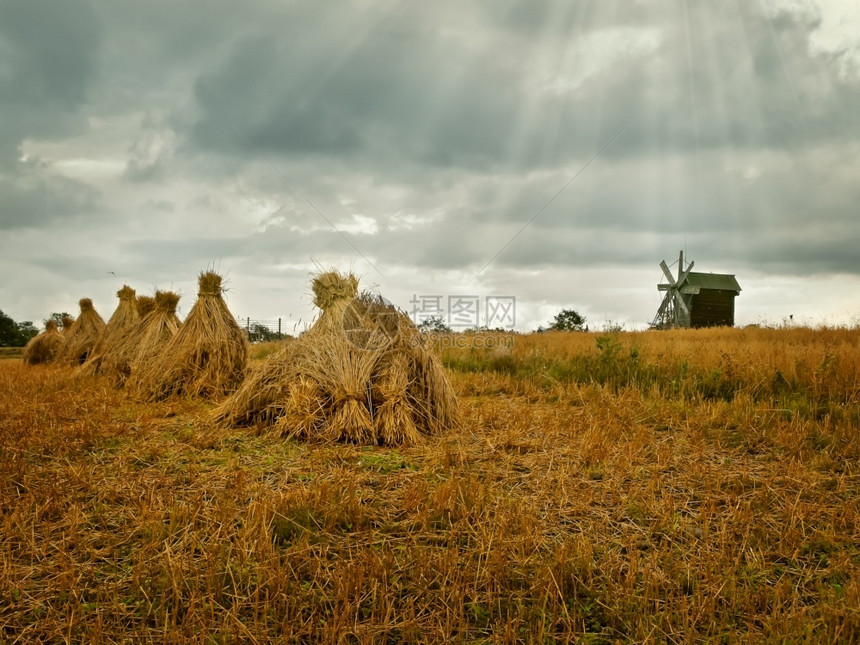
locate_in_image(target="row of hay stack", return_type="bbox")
[20,269,457,446]
[20,273,246,400]
[213,271,457,445]
[64,272,246,399]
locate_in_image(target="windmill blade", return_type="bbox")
[652,291,673,327]
[660,261,676,285]
[677,260,695,286]
[673,290,690,315]
[655,291,673,319]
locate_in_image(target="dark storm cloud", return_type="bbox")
[0,0,101,166]
[186,22,522,168]
[159,0,860,289]
[0,0,104,232]
[183,0,859,175]
[0,167,100,230]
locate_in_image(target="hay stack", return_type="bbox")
[212,271,360,428]
[79,286,140,376]
[214,271,458,445]
[136,295,156,318]
[135,272,248,400]
[212,339,298,427]
[22,320,65,365]
[128,291,181,377]
[102,291,180,385]
[311,270,359,332]
[60,299,106,365]
[61,316,75,336]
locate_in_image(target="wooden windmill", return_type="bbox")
[652,251,741,329]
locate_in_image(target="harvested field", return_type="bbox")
[1,327,858,642]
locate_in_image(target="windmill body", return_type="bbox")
[653,251,741,329]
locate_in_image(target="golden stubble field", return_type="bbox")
[1,328,858,643]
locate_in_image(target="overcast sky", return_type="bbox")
[1,0,859,332]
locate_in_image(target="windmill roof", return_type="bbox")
[685,272,741,292]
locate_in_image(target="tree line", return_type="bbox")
[0,311,73,347]
[0,310,39,347]
[417,308,590,333]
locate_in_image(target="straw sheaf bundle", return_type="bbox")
[60,299,106,365]
[79,286,140,376]
[127,291,181,379]
[213,340,298,427]
[135,272,248,400]
[290,330,385,443]
[212,271,360,427]
[310,270,359,333]
[354,295,457,439]
[102,291,180,385]
[214,272,458,445]
[61,316,75,336]
[22,320,66,365]
[136,295,156,318]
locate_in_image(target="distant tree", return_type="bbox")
[0,310,16,346]
[45,312,73,327]
[0,309,39,347]
[247,322,287,343]
[17,321,38,342]
[417,316,452,333]
[463,325,514,333]
[546,308,587,332]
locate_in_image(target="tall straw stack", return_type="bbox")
[102,291,180,386]
[60,299,106,365]
[310,270,359,333]
[22,320,65,365]
[135,272,248,400]
[214,271,458,445]
[61,316,75,336]
[127,291,181,380]
[135,295,156,318]
[79,286,140,376]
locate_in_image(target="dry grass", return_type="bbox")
[2,327,858,642]
[21,319,65,365]
[133,272,248,401]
